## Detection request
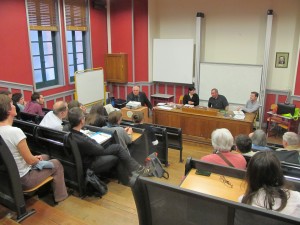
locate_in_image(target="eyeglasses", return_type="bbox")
[219,175,233,188]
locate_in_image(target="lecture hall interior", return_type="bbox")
[1,0,300,224]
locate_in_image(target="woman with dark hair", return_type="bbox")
[240,151,300,217]
[183,86,199,106]
[85,103,107,127]
[12,93,26,112]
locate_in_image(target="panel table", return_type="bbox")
[153,107,255,144]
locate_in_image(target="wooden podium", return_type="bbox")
[121,106,150,123]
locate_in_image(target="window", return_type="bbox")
[64,0,90,83]
[27,0,62,89]
[30,31,58,88]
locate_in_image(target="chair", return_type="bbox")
[178,95,184,104]
[149,126,169,166]
[19,111,43,124]
[129,127,149,165]
[0,135,54,222]
[34,126,85,196]
[130,174,300,225]
[23,176,54,193]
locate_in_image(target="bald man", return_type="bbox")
[127,86,153,109]
[39,101,68,130]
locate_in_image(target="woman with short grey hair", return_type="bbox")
[201,128,246,169]
[249,129,271,151]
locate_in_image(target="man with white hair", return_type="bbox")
[39,101,68,131]
[274,132,300,164]
[127,86,153,109]
[201,128,247,169]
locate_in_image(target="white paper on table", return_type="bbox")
[157,106,173,110]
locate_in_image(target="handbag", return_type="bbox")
[85,168,108,197]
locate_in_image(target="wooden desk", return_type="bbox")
[153,107,255,144]
[151,94,174,106]
[266,111,300,137]
[121,106,150,123]
[131,132,142,142]
[180,169,246,202]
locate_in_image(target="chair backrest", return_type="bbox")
[185,157,246,179]
[131,175,300,225]
[149,126,169,166]
[34,126,85,196]
[178,95,184,104]
[128,128,149,165]
[146,123,183,162]
[19,111,43,124]
[0,136,28,220]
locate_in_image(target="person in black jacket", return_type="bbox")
[183,86,199,106]
[68,107,153,184]
[127,86,153,109]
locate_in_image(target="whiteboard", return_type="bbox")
[153,39,194,84]
[75,69,105,106]
[199,63,263,104]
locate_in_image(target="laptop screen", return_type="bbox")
[276,103,295,115]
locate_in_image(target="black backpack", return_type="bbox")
[145,153,169,179]
[85,168,108,197]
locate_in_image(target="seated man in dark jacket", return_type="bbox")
[68,107,153,184]
[127,86,153,109]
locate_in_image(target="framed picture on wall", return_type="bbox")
[275,52,289,68]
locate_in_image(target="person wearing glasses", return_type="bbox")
[201,128,246,169]
[240,151,300,217]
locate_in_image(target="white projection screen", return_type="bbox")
[153,39,194,84]
[199,63,263,104]
[75,68,105,106]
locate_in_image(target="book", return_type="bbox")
[233,111,244,115]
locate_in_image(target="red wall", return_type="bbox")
[0,0,108,100]
[0,0,32,84]
[133,0,148,82]
[90,1,108,69]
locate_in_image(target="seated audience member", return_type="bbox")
[0,94,68,202]
[0,90,20,116]
[274,132,300,164]
[277,132,300,152]
[239,151,300,217]
[201,128,247,169]
[208,88,229,110]
[68,100,86,114]
[235,134,252,154]
[39,101,68,131]
[249,129,272,151]
[132,111,158,152]
[103,111,132,153]
[85,103,107,127]
[24,92,45,116]
[0,90,12,99]
[183,86,199,106]
[68,107,153,183]
[238,91,260,113]
[12,92,26,112]
[127,86,153,109]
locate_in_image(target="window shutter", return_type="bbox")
[27,0,58,31]
[65,0,87,31]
